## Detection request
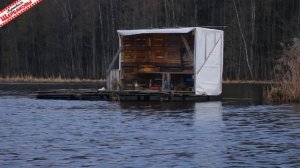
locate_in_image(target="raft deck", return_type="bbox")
[36,89,218,102]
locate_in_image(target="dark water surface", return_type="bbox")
[0,96,299,167]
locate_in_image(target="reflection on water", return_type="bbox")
[0,97,299,167]
[194,101,223,122]
[193,102,225,167]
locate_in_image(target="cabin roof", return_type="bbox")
[117,27,221,36]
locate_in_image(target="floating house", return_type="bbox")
[107,27,224,99]
[36,27,224,101]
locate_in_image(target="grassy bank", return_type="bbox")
[0,77,275,84]
[0,76,105,83]
[223,80,278,84]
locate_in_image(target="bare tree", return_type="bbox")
[233,0,254,79]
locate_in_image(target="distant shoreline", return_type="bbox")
[0,77,276,85]
[0,77,105,83]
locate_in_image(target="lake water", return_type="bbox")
[0,95,299,167]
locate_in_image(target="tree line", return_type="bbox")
[0,0,299,80]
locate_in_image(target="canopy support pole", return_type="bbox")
[106,47,123,76]
[180,35,193,58]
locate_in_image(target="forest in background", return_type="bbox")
[0,0,299,80]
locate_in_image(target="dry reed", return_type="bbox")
[266,38,300,103]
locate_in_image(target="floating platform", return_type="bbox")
[35,89,219,102]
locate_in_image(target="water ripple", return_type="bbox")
[0,97,299,167]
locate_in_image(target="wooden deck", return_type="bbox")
[36,89,218,102]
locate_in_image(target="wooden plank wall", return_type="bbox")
[121,34,194,66]
[120,33,194,87]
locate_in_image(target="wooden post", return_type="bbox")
[106,47,123,76]
[162,73,171,91]
[180,35,193,58]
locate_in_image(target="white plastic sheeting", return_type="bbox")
[194,28,223,96]
[117,27,224,96]
[118,27,195,36]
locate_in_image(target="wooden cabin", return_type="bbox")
[107,27,224,97]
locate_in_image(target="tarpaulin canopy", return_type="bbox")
[117,27,224,96]
[118,27,195,36]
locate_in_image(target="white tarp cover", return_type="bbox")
[194,28,223,96]
[118,27,195,36]
[117,27,224,96]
